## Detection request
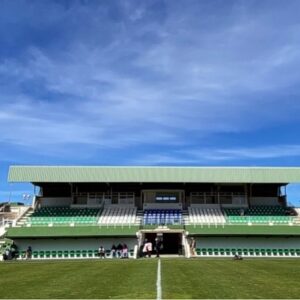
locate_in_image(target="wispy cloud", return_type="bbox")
[0,0,300,159]
[132,145,300,165]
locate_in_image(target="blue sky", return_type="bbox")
[1,0,300,205]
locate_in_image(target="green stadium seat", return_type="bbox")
[82,250,87,257]
[242,249,248,256]
[76,250,81,258]
[213,248,219,255]
[88,250,93,258]
[64,250,69,258]
[94,250,98,257]
[272,249,278,256]
[196,248,201,255]
[58,251,63,258]
[225,248,231,256]
[201,248,207,255]
[219,248,225,255]
[255,249,260,256]
[248,249,254,256]
[39,251,45,258]
[70,250,75,258]
[33,251,39,258]
[51,251,57,258]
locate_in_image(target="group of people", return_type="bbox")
[2,244,32,260]
[2,243,18,260]
[140,237,163,258]
[98,243,129,258]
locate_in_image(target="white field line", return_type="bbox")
[156,258,162,300]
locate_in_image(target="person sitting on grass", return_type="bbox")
[233,254,243,260]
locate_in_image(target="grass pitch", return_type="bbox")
[0,258,300,299]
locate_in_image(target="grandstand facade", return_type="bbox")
[3,166,300,259]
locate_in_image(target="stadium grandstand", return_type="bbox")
[2,166,300,260]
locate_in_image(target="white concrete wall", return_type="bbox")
[194,236,300,249]
[14,237,137,252]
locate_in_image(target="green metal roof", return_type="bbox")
[8,166,300,183]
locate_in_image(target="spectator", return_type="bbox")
[3,247,10,260]
[98,246,105,259]
[10,242,18,259]
[155,237,162,258]
[190,238,196,256]
[117,243,123,258]
[142,239,148,257]
[111,244,117,258]
[143,240,152,258]
[122,243,128,258]
[26,246,32,259]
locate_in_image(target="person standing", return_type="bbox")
[145,240,152,258]
[190,238,196,256]
[155,237,162,258]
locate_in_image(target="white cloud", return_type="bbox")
[0,1,300,157]
[133,145,300,165]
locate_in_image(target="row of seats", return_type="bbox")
[32,207,99,216]
[224,206,293,224]
[188,207,226,224]
[98,207,137,225]
[195,247,300,256]
[28,207,100,225]
[17,249,134,259]
[227,215,292,224]
[144,209,182,225]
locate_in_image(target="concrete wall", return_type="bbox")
[41,198,72,207]
[14,237,137,252]
[194,236,300,249]
[249,197,278,206]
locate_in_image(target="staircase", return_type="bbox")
[15,208,33,227]
[135,210,143,226]
[182,210,190,226]
[293,208,300,225]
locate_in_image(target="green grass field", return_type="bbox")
[1,258,300,299]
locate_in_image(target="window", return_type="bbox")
[155,193,178,202]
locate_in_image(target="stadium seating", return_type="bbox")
[16,248,135,259]
[98,206,137,225]
[143,209,182,225]
[27,207,100,225]
[195,247,300,257]
[188,207,226,224]
[224,206,293,224]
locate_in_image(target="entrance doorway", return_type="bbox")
[144,232,182,255]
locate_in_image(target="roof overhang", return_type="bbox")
[7,166,300,184]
